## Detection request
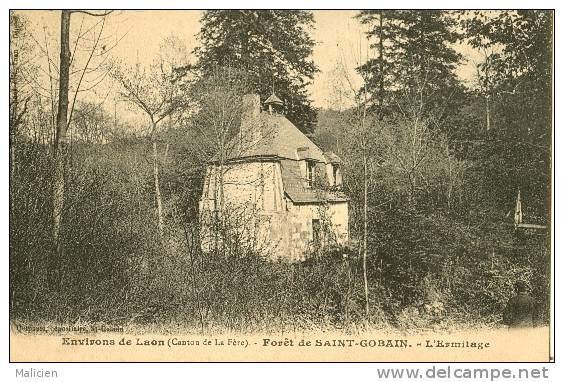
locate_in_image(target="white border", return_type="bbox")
[2,1,560,381]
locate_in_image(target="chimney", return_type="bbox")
[241,94,260,121]
[240,94,261,150]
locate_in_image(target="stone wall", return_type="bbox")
[200,160,349,262]
[286,201,349,261]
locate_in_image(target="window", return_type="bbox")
[306,160,315,187]
[332,164,340,186]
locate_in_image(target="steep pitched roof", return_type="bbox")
[216,110,348,204]
[224,113,327,162]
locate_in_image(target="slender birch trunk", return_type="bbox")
[360,84,370,318]
[363,141,369,317]
[486,94,491,131]
[485,55,491,131]
[151,122,164,243]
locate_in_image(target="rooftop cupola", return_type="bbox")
[264,93,284,115]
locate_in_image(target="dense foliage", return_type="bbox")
[194,10,318,134]
[462,10,553,219]
[356,10,463,125]
[10,10,551,332]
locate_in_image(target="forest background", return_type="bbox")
[9,10,552,332]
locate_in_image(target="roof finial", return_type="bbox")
[264,92,283,115]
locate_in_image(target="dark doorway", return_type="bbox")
[312,219,321,247]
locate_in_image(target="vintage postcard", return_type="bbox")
[9,9,553,362]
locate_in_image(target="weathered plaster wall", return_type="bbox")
[200,160,349,262]
[328,202,349,242]
[200,161,290,259]
[287,202,349,261]
[201,161,285,211]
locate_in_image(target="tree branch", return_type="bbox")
[71,10,113,17]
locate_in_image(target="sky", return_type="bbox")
[16,10,480,111]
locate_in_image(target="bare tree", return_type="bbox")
[72,101,111,144]
[189,67,250,217]
[325,61,356,112]
[112,54,188,243]
[473,48,497,131]
[50,10,115,274]
[350,98,384,318]
[335,35,380,318]
[9,13,36,213]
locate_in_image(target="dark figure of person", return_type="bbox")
[503,281,537,328]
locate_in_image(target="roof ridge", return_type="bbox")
[220,112,327,163]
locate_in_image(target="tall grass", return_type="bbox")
[10,141,550,333]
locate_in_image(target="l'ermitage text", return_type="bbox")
[55,336,491,350]
[262,338,490,349]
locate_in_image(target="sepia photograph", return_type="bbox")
[8,8,553,362]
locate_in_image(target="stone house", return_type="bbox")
[199,93,349,261]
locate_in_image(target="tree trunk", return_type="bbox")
[212,166,220,252]
[446,146,453,210]
[485,55,491,131]
[9,55,17,216]
[151,122,164,243]
[363,147,369,317]
[52,10,71,271]
[163,142,170,165]
[218,151,225,216]
[485,95,491,131]
[378,11,385,120]
[240,14,250,71]
[9,132,15,214]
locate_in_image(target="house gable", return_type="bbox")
[200,94,350,261]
